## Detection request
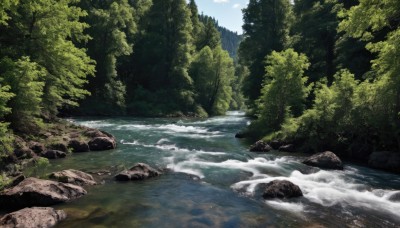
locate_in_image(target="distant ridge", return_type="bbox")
[199,14,242,60]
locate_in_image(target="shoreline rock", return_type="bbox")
[249,140,272,152]
[115,163,161,181]
[262,180,303,199]
[88,137,117,151]
[49,169,97,186]
[303,151,343,170]
[0,177,87,210]
[41,150,67,159]
[0,207,67,228]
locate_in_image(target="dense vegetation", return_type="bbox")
[2,0,398,166]
[0,0,247,161]
[240,0,400,159]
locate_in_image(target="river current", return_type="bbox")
[46,111,399,227]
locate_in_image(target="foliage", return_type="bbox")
[230,65,248,110]
[239,0,293,112]
[78,0,136,115]
[277,70,359,151]
[127,0,196,116]
[190,46,235,115]
[1,57,45,131]
[250,49,310,137]
[0,0,95,116]
[0,0,18,25]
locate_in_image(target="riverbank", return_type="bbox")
[0,119,117,191]
[238,133,400,174]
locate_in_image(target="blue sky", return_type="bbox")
[195,0,248,34]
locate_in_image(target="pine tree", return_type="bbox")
[239,0,293,113]
[128,0,195,115]
[78,0,136,115]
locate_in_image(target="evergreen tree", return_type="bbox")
[128,0,195,116]
[188,0,204,51]
[78,0,136,115]
[239,0,293,113]
[293,0,338,83]
[197,16,221,51]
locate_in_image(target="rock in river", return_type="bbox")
[262,180,303,199]
[115,163,161,181]
[303,151,344,170]
[0,207,67,228]
[49,169,97,186]
[0,177,87,210]
[68,139,90,153]
[250,140,272,152]
[40,150,67,159]
[88,137,116,151]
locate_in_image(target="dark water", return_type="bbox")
[45,112,399,227]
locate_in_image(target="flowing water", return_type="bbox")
[45,111,399,227]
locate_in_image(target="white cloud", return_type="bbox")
[232,3,241,8]
[213,0,230,3]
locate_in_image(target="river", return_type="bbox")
[45,111,400,227]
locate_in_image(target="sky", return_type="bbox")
[195,0,248,34]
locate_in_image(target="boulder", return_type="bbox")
[269,140,285,150]
[13,147,35,159]
[68,139,90,153]
[303,151,343,170]
[115,163,161,181]
[28,142,46,154]
[235,132,246,139]
[0,177,87,210]
[262,180,303,199]
[249,140,272,152]
[388,192,400,202]
[0,207,67,228]
[88,137,116,151]
[48,142,68,153]
[368,151,400,173]
[84,129,106,138]
[49,169,96,186]
[41,150,66,159]
[279,144,296,152]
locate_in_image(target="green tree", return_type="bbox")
[293,0,338,82]
[190,46,235,115]
[0,0,18,25]
[1,57,45,131]
[278,70,359,151]
[230,65,248,110]
[239,0,293,112]
[0,83,14,157]
[188,0,204,51]
[197,16,221,51]
[252,49,311,136]
[127,0,195,116]
[0,0,95,117]
[339,0,400,149]
[78,0,136,115]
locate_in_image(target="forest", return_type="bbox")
[0,0,245,158]
[0,0,400,226]
[1,0,400,164]
[239,0,400,162]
